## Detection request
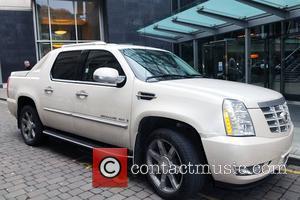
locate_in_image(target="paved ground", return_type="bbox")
[0,89,5,100]
[1,101,300,199]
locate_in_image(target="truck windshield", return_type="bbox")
[120,48,201,82]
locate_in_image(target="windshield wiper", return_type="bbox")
[185,74,202,78]
[146,74,202,82]
[146,74,188,82]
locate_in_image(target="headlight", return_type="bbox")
[223,99,255,136]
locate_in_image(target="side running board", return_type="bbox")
[43,129,112,149]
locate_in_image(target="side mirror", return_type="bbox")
[93,67,125,85]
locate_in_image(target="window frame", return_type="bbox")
[120,48,200,82]
[80,49,125,80]
[50,50,83,81]
[50,49,127,88]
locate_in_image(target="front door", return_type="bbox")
[72,49,133,147]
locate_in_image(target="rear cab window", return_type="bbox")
[51,51,82,81]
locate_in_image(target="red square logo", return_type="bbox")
[93,148,128,187]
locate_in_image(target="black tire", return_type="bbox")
[19,105,44,146]
[145,128,206,199]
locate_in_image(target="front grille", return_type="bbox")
[260,102,291,133]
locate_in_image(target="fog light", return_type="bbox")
[235,167,253,176]
[252,164,263,174]
[235,163,267,176]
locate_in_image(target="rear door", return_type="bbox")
[39,50,82,133]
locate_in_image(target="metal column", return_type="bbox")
[0,61,3,88]
[193,40,199,69]
[179,43,182,57]
[245,28,251,83]
[280,21,285,94]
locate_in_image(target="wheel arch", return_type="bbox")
[17,96,38,128]
[133,116,207,166]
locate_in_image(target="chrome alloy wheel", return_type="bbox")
[21,111,36,141]
[146,139,183,194]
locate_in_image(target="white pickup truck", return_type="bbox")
[7,42,293,199]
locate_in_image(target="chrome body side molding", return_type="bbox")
[43,107,128,128]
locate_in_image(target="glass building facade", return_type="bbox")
[2,0,300,103]
[34,0,104,58]
[174,18,300,101]
[33,0,172,59]
[165,1,300,101]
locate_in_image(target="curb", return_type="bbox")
[288,154,300,166]
[287,101,300,106]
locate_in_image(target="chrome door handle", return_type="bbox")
[44,86,54,94]
[76,91,88,98]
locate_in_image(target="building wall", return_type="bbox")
[104,0,172,50]
[0,0,31,10]
[0,10,36,81]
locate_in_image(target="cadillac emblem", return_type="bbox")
[280,111,289,123]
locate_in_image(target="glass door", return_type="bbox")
[202,39,246,81]
[283,36,300,101]
[227,39,245,82]
[250,38,269,88]
[202,40,228,79]
[268,38,281,92]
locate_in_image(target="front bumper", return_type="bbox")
[201,127,293,185]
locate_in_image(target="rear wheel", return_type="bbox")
[145,128,206,199]
[19,105,44,146]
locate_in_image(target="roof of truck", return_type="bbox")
[60,41,167,52]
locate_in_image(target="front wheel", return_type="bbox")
[19,105,44,146]
[145,128,206,199]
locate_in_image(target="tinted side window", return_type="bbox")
[51,51,81,80]
[82,50,125,82]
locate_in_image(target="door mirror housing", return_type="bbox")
[93,67,125,86]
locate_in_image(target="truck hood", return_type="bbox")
[156,78,283,108]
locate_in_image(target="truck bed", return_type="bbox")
[10,71,30,77]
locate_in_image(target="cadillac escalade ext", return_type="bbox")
[7,42,293,199]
